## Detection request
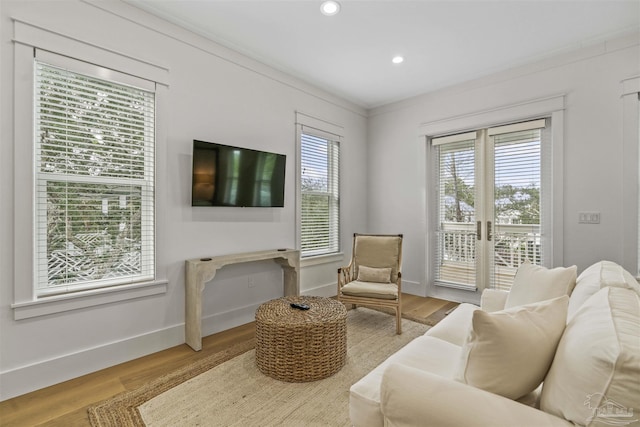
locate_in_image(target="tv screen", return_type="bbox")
[191,140,286,207]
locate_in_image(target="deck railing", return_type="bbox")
[438,222,541,290]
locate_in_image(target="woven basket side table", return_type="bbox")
[255,296,347,382]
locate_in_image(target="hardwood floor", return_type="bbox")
[0,294,456,427]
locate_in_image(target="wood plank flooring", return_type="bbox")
[0,294,457,427]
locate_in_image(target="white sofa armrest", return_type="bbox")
[480,288,509,312]
[380,364,573,427]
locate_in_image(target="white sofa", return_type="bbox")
[349,261,640,427]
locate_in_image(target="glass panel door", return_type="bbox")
[433,119,548,292]
[489,127,544,291]
[435,138,480,289]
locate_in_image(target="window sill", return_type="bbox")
[434,281,478,292]
[301,252,344,267]
[11,280,168,320]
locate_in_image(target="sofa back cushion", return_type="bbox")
[505,262,577,309]
[454,295,569,400]
[540,287,640,427]
[568,261,640,321]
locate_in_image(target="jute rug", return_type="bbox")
[88,308,430,427]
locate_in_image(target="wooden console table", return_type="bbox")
[185,249,300,351]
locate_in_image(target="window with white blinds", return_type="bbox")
[34,61,155,296]
[300,132,340,257]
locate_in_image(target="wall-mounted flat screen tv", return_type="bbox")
[191,140,286,207]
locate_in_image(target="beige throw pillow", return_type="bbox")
[455,295,569,400]
[505,262,577,309]
[357,265,392,283]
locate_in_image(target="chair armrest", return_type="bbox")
[480,289,509,312]
[337,260,354,290]
[380,364,573,427]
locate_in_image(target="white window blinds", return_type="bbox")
[300,132,340,257]
[34,61,155,296]
[434,136,478,288]
[489,120,548,290]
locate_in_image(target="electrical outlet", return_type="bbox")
[579,212,600,224]
[248,276,256,288]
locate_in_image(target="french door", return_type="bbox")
[432,119,550,291]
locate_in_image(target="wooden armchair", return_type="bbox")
[337,233,403,334]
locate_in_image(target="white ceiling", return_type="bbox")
[128,0,640,109]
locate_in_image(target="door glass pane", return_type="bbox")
[492,129,542,290]
[435,140,477,287]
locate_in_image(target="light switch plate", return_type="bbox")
[579,212,600,224]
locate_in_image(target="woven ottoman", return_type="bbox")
[255,296,347,382]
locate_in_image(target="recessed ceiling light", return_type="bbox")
[392,56,404,64]
[320,1,340,16]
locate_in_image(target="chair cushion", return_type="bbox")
[357,265,392,283]
[505,261,577,309]
[454,295,569,400]
[540,287,640,427]
[342,281,397,300]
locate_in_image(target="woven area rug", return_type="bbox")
[88,308,430,427]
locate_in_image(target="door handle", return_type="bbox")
[487,221,492,241]
[476,221,481,241]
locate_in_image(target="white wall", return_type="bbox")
[0,0,367,400]
[2,0,637,403]
[366,34,640,304]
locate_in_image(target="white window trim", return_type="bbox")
[295,112,343,263]
[12,21,169,320]
[621,76,640,276]
[420,94,566,290]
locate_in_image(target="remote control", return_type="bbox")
[290,302,310,310]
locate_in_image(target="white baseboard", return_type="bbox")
[301,281,337,297]
[1,289,336,401]
[0,322,185,401]
[401,279,424,296]
[0,284,362,401]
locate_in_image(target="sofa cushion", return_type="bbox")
[350,335,461,427]
[380,364,575,427]
[568,260,640,320]
[540,287,640,427]
[455,295,569,400]
[480,289,509,312]
[357,265,392,283]
[505,262,577,309]
[426,303,479,346]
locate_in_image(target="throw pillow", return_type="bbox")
[454,295,569,400]
[505,261,577,309]
[357,265,392,283]
[540,287,640,427]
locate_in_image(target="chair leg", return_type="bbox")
[396,307,402,334]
